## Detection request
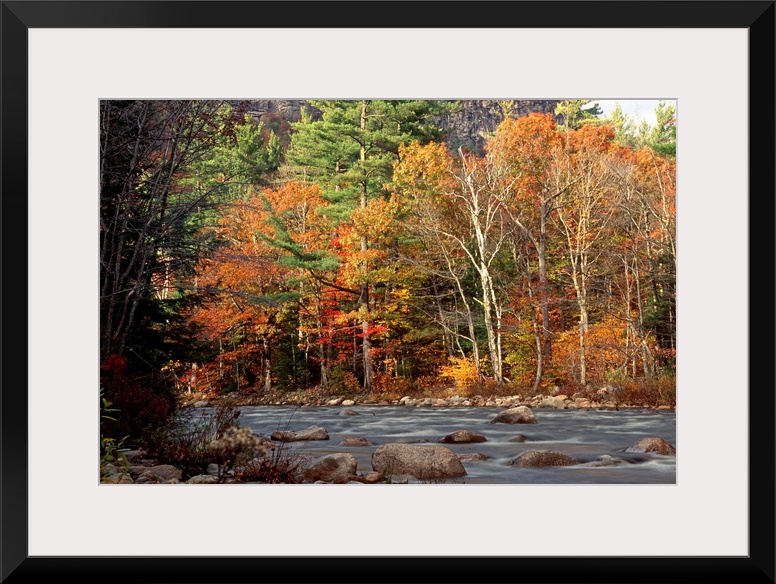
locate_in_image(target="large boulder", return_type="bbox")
[490,406,537,424]
[625,437,676,455]
[439,429,487,444]
[296,453,358,484]
[271,426,329,442]
[508,449,579,467]
[371,443,467,480]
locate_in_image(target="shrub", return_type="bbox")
[327,366,361,395]
[147,405,241,480]
[206,426,268,482]
[617,376,676,408]
[100,354,177,447]
[235,441,303,484]
[439,356,480,395]
[99,388,130,481]
[372,373,415,401]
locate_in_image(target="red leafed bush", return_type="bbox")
[100,354,177,446]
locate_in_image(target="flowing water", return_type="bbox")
[217,405,676,484]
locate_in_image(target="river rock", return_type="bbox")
[363,471,382,483]
[625,437,676,455]
[137,464,182,481]
[508,449,579,467]
[458,452,489,462]
[102,472,133,484]
[339,436,374,447]
[121,450,148,463]
[490,406,537,424]
[582,455,629,467]
[295,453,358,484]
[439,429,487,443]
[187,474,220,484]
[271,426,330,442]
[371,443,467,480]
[338,409,359,416]
[538,396,566,409]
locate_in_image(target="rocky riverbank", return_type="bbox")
[191,387,675,412]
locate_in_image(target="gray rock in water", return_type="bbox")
[339,436,374,447]
[625,437,676,455]
[490,406,537,424]
[371,443,467,480]
[508,449,579,467]
[271,425,330,442]
[296,453,358,484]
[458,452,489,462]
[581,455,629,467]
[439,429,487,444]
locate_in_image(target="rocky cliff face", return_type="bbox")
[435,99,561,152]
[232,99,562,152]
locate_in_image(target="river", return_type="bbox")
[226,405,676,484]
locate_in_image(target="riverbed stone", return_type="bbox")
[583,455,629,467]
[339,436,374,447]
[508,449,579,467]
[625,437,676,455]
[458,452,489,462]
[137,464,182,481]
[187,474,220,484]
[296,453,358,484]
[271,425,330,442]
[338,409,359,416]
[121,450,148,463]
[102,472,133,484]
[439,429,487,444]
[490,406,537,424]
[538,396,566,409]
[371,443,467,480]
[364,471,382,483]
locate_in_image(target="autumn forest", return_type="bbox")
[100,99,676,442]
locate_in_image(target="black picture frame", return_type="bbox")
[2,1,774,583]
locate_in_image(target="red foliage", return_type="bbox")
[100,354,128,378]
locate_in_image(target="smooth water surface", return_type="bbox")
[228,405,676,484]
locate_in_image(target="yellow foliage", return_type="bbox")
[552,317,652,384]
[439,356,480,393]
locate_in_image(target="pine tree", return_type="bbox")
[283,100,453,391]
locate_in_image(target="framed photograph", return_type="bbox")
[3,1,773,582]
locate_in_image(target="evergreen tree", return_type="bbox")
[604,102,638,147]
[283,99,453,391]
[647,100,676,157]
[555,99,603,130]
